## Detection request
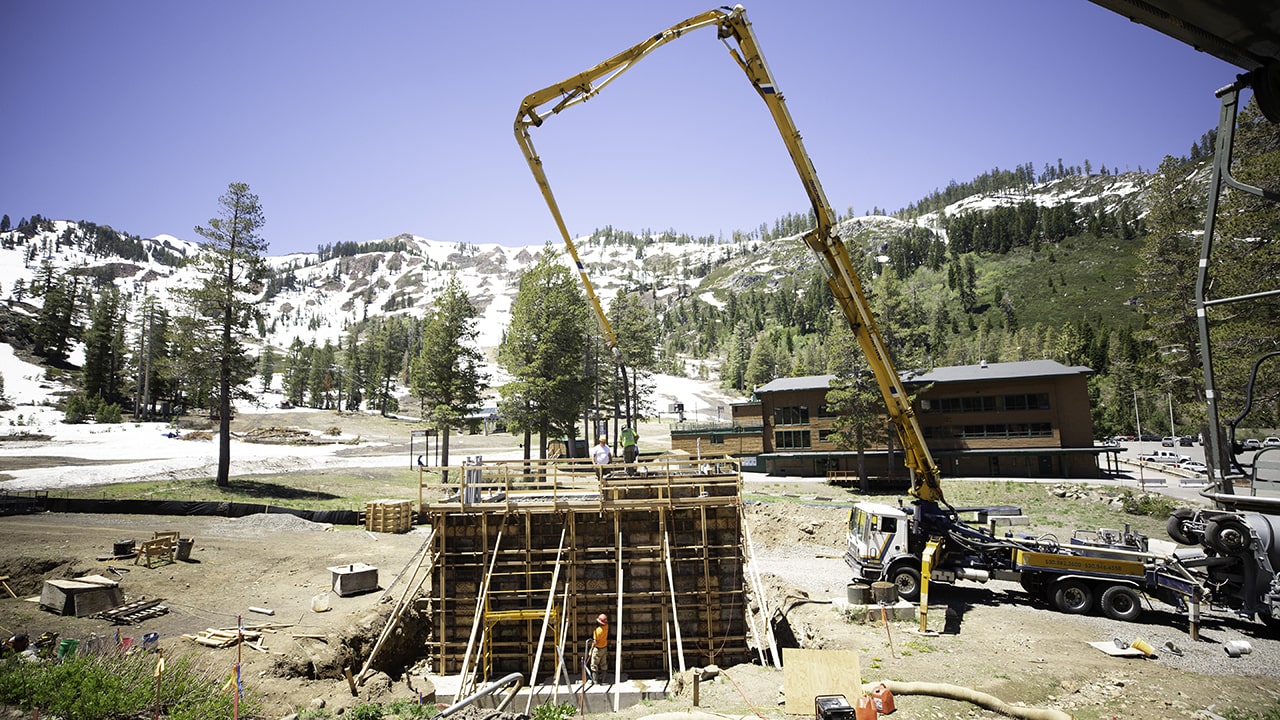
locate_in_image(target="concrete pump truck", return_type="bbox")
[513,3,1280,635]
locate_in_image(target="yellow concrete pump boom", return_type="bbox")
[514,4,945,504]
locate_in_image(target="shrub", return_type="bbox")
[531,701,578,720]
[1118,489,1179,518]
[349,702,385,720]
[96,401,123,423]
[0,651,258,720]
[62,393,91,424]
[386,698,439,718]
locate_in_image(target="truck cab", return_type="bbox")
[844,501,911,592]
[846,500,1028,601]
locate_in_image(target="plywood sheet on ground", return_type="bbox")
[782,647,861,715]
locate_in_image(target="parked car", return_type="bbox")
[1178,460,1208,474]
[1243,438,1263,450]
[1161,437,1176,447]
[1179,436,1196,447]
[1265,436,1280,447]
[1139,433,1162,442]
[1139,449,1189,464]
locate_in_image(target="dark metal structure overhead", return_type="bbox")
[1089,0,1280,71]
[1089,0,1280,120]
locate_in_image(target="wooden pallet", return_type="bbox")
[98,597,168,625]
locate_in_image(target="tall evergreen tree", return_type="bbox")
[82,286,125,403]
[1207,99,1280,433]
[1136,156,1204,407]
[608,291,660,424]
[410,276,488,477]
[184,182,268,487]
[498,247,592,459]
[258,345,277,394]
[825,320,891,491]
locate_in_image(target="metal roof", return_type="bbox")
[753,374,836,394]
[751,361,1092,395]
[903,360,1092,385]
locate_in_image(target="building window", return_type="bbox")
[818,429,836,443]
[817,403,839,418]
[955,423,1054,439]
[921,393,1051,414]
[774,406,810,425]
[1003,393,1050,411]
[775,430,812,449]
[923,396,996,413]
[709,435,725,445]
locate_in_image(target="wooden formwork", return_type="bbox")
[420,457,750,681]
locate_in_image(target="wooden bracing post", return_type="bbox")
[614,515,623,711]
[662,530,686,672]
[458,526,504,695]
[524,520,567,714]
[700,505,713,664]
[742,511,780,668]
[356,528,436,684]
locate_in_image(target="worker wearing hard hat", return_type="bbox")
[591,435,612,482]
[588,613,609,681]
[591,434,612,465]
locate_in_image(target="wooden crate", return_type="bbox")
[364,499,414,533]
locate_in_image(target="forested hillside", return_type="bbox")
[1,98,1275,442]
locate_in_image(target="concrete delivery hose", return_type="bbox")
[864,680,1072,720]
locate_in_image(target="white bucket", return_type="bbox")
[311,592,332,613]
[1224,640,1252,657]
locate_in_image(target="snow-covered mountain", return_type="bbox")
[0,167,1165,377]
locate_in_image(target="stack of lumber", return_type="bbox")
[364,499,415,533]
[182,622,292,651]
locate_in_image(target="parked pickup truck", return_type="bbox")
[1139,449,1189,464]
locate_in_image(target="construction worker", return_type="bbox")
[620,425,639,472]
[588,613,608,680]
[591,434,612,465]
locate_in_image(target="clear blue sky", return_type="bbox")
[2,1,1241,255]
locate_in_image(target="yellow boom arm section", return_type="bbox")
[514,5,944,504]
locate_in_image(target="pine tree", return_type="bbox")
[498,246,592,459]
[825,321,891,491]
[1206,99,1280,430]
[183,182,269,487]
[410,275,488,477]
[608,291,661,423]
[83,286,125,402]
[1135,156,1203,406]
[258,345,277,394]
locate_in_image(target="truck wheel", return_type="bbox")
[1205,517,1253,555]
[1167,509,1199,545]
[1100,585,1143,622]
[1051,579,1094,614]
[889,565,921,602]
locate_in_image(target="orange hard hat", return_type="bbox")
[597,613,608,625]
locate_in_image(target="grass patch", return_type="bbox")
[58,468,419,511]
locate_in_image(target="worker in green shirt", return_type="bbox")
[620,425,639,474]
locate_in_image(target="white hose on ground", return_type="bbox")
[863,680,1072,720]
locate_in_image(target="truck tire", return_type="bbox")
[1205,517,1253,555]
[1051,579,1093,614]
[1100,585,1142,622]
[889,565,921,602]
[1167,509,1200,545]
